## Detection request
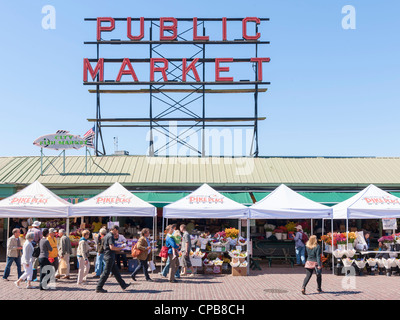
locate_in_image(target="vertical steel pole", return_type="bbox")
[40,148,43,175]
[332,218,334,275]
[247,219,250,275]
[160,215,165,272]
[254,23,259,157]
[149,22,154,156]
[311,219,313,235]
[202,22,206,157]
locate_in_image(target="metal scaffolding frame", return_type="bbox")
[84,17,270,157]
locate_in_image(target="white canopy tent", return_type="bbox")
[249,184,333,273]
[69,182,156,217]
[162,183,251,274]
[331,184,400,275]
[249,184,333,220]
[0,180,71,239]
[332,184,400,220]
[163,183,249,219]
[0,180,71,219]
[70,182,157,264]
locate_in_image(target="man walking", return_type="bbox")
[58,229,72,279]
[96,225,131,293]
[47,228,60,279]
[180,224,196,277]
[294,225,306,266]
[3,228,23,281]
[166,225,180,283]
[27,221,43,281]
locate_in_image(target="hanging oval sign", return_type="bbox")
[33,130,92,150]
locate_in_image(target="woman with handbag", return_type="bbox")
[301,235,322,295]
[131,228,153,282]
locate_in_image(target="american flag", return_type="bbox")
[83,126,95,148]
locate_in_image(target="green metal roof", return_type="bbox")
[1,155,400,190]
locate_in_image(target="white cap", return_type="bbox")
[32,221,41,227]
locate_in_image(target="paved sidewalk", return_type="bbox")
[0,262,398,300]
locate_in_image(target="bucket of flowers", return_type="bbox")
[376,259,385,275]
[225,228,239,246]
[285,221,297,240]
[366,258,376,275]
[342,258,354,273]
[354,259,366,276]
[264,224,275,238]
[273,227,284,240]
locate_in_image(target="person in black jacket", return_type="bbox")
[301,235,322,295]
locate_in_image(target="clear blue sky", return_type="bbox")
[0,0,399,157]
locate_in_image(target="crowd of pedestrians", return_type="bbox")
[3,220,325,295]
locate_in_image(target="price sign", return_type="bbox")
[382,218,397,230]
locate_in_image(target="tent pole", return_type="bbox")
[238,219,241,237]
[160,216,165,272]
[311,219,313,236]
[346,218,349,249]
[247,218,250,276]
[331,217,334,275]
[321,218,324,252]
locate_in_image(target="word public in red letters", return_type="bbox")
[83,17,270,83]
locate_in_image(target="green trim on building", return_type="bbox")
[0,185,16,198]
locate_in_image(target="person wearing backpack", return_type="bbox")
[294,225,306,266]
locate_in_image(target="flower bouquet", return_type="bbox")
[378,235,395,244]
[354,259,366,276]
[237,237,247,246]
[344,249,356,258]
[225,227,239,239]
[213,258,223,266]
[285,221,297,232]
[215,231,226,239]
[230,260,241,267]
[376,258,385,268]
[210,238,221,245]
[203,258,214,266]
[227,237,238,246]
[332,249,345,259]
[219,237,229,245]
[239,261,248,267]
[342,258,354,268]
[192,248,205,259]
[366,258,377,267]
[190,235,198,246]
[273,226,285,240]
[228,249,241,258]
[264,224,275,238]
[199,233,211,248]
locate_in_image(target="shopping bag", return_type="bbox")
[59,257,67,274]
[148,260,156,272]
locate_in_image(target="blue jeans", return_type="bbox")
[95,253,105,276]
[296,246,306,265]
[162,256,180,278]
[3,256,22,279]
